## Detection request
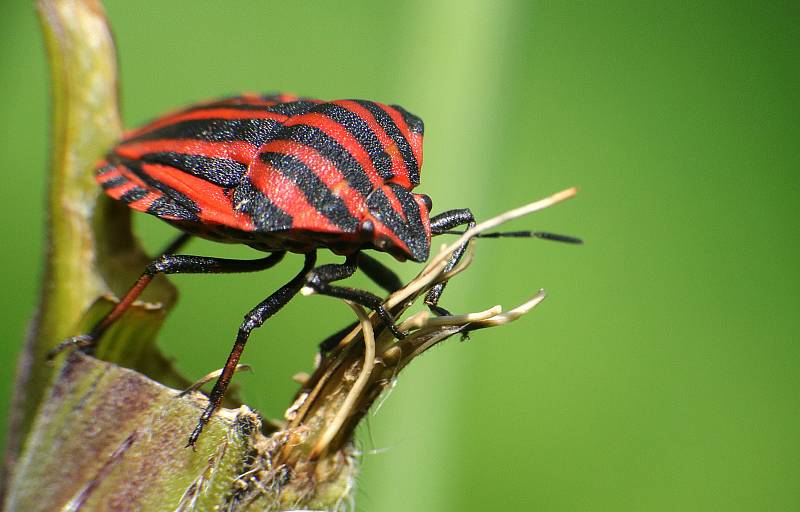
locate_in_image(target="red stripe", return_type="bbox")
[382,104,423,171]
[248,159,340,233]
[140,163,254,231]
[261,139,367,219]
[103,180,137,200]
[127,191,161,211]
[98,165,166,215]
[115,139,259,165]
[284,112,385,189]
[96,167,122,184]
[100,164,157,196]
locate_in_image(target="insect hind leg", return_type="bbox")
[47,245,285,360]
[48,233,193,358]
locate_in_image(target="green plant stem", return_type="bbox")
[2,0,176,497]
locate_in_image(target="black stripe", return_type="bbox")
[110,155,201,215]
[355,101,420,185]
[96,163,116,176]
[313,103,394,181]
[100,175,129,190]
[390,104,424,135]
[119,186,149,204]
[147,196,198,221]
[125,118,282,146]
[139,152,247,188]
[274,124,374,198]
[367,185,429,262]
[267,100,322,117]
[232,177,293,232]
[259,151,359,232]
[100,159,197,220]
[181,100,318,115]
[388,182,424,228]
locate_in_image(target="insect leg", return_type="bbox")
[356,252,403,294]
[426,208,476,315]
[187,252,317,447]
[48,251,286,359]
[160,232,193,254]
[317,253,403,353]
[305,254,405,339]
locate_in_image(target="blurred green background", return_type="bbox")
[2,1,798,510]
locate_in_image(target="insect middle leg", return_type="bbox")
[304,253,406,339]
[426,208,476,315]
[48,247,286,358]
[355,252,404,293]
[316,252,404,353]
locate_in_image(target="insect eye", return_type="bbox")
[419,194,433,212]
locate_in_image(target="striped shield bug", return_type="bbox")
[51,93,580,446]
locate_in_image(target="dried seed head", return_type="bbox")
[233,188,579,507]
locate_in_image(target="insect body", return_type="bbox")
[99,94,431,262]
[57,94,577,446]
[60,94,464,446]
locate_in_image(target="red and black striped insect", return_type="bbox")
[53,93,579,446]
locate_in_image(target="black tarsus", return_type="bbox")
[47,233,197,359]
[185,249,412,446]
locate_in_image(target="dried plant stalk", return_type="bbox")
[222,187,576,509]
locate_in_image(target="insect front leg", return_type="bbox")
[187,252,317,447]
[426,208,476,315]
[304,253,406,339]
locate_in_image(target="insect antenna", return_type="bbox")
[437,230,583,244]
